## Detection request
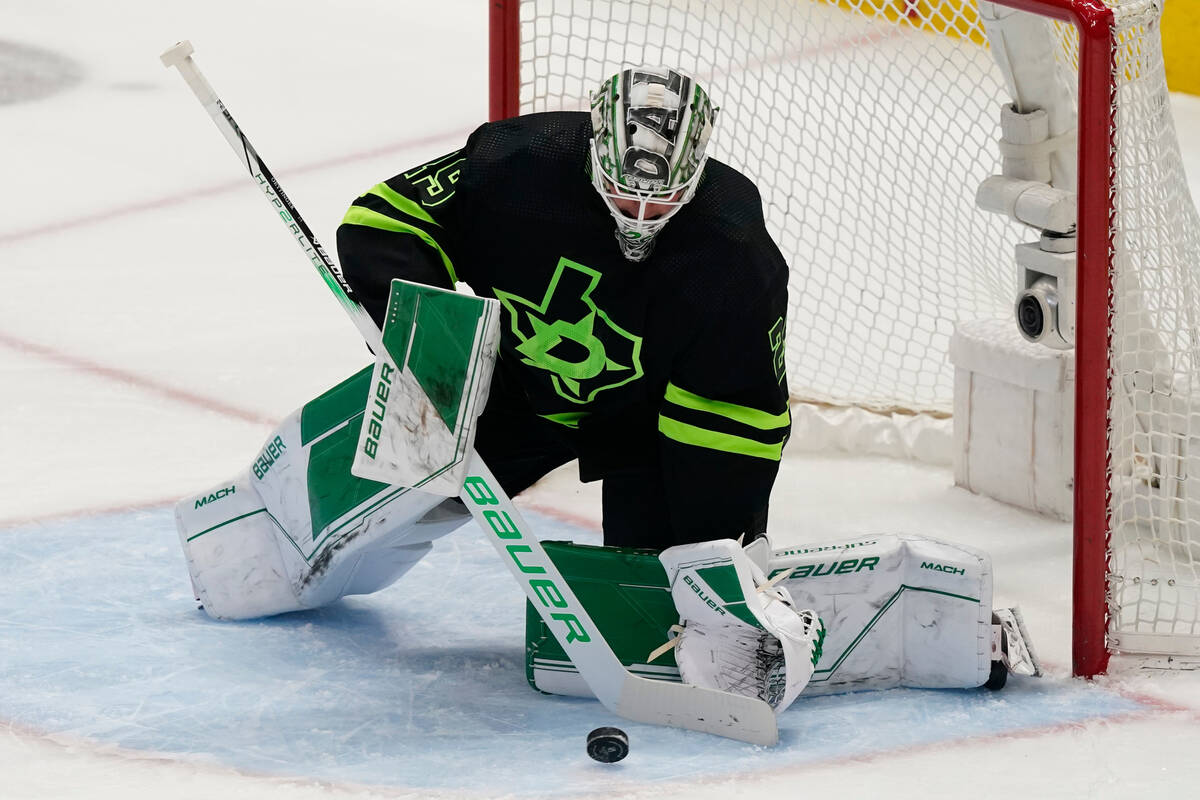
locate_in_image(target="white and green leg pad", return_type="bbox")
[176,367,470,620]
[176,280,497,620]
[768,534,995,693]
[526,534,1009,700]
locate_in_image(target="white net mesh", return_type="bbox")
[1106,1,1200,656]
[518,0,1027,414]
[512,0,1200,657]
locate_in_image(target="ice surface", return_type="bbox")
[0,509,1152,796]
[3,1,1200,798]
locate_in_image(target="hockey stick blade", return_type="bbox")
[164,41,777,746]
[614,673,778,746]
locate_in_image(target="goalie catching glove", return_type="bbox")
[654,539,825,714]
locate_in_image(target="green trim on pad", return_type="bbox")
[300,366,373,446]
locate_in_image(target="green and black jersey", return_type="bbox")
[336,111,791,544]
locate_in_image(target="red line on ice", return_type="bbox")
[0,128,472,247]
[0,497,178,530]
[0,330,278,427]
[515,498,602,532]
[712,704,1200,788]
[0,128,473,526]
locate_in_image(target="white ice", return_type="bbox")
[2,2,1200,798]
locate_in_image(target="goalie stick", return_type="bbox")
[160,41,778,746]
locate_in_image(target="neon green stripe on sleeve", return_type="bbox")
[665,382,789,431]
[658,416,785,461]
[364,183,439,226]
[341,205,458,284]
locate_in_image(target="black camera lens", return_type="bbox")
[1017,293,1045,340]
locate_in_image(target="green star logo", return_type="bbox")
[495,257,643,405]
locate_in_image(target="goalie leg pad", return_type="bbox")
[177,469,298,620]
[769,534,993,692]
[659,539,824,714]
[176,368,469,620]
[524,535,1009,698]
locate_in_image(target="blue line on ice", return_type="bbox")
[0,509,1144,795]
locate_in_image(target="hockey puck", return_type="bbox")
[586,726,629,763]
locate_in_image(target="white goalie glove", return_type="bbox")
[656,539,825,715]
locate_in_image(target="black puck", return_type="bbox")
[586,726,629,763]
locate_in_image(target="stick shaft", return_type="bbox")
[160,40,381,351]
[459,456,627,701]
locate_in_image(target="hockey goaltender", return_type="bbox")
[173,68,1040,740]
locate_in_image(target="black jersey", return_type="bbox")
[336,111,791,543]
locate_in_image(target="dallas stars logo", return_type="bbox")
[494,257,643,405]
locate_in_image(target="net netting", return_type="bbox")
[1106,1,1200,657]
[511,0,1200,657]
[517,0,1028,414]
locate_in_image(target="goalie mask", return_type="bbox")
[590,67,717,261]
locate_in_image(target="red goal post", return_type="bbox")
[488,0,1200,678]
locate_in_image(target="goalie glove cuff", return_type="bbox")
[658,538,825,714]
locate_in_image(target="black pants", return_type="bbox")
[472,363,673,549]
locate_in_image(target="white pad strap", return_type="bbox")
[646,624,686,663]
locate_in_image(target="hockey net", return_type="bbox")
[489,0,1200,671]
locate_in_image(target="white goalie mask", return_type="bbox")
[589,67,717,261]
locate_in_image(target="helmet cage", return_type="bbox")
[589,139,707,244]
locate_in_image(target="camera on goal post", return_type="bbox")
[1013,229,1076,350]
[974,101,1079,352]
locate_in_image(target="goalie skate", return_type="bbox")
[987,607,1044,690]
